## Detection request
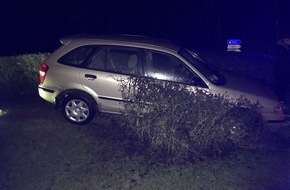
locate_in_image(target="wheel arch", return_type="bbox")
[55,89,98,110]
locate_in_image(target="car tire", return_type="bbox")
[226,108,263,143]
[61,95,96,125]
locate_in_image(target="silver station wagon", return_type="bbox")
[38,35,286,127]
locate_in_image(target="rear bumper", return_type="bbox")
[38,86,57,104]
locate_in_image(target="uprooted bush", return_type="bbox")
[0,53,48,98]
[118,76,263,163]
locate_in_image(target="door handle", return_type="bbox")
[85,74,97,80]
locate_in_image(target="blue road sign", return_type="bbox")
[227,39,242,45]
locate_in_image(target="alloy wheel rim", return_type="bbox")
[65,99,89,122]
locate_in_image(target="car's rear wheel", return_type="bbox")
[61,95,96,125]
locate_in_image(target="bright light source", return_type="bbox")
[0,109,7,117]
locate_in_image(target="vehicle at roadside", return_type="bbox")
[38,34,286,128]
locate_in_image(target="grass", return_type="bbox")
[0,97,289,189]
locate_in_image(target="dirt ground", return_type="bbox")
[0,96,290,190]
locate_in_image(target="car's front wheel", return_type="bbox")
[61,96,96,125]
[225,108,263,144]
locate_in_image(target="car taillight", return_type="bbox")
[39,63,49,84]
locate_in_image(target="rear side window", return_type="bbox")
[87,47,140,75]
[58,46,94,66]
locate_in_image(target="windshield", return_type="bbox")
[178,48,226,86]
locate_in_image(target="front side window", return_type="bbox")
[87,47,139,75]
[58,46,94,66]
[144,50,202,85]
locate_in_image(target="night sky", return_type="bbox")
[0,0,290,56]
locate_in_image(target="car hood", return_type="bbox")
[210,72,279,106]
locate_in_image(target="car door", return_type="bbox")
[80,46,141,113]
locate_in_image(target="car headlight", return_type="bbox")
[274,103,285,114]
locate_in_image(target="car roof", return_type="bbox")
[60,34,180,51]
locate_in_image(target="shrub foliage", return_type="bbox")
[118,76,262,162]
[0,53,48,98]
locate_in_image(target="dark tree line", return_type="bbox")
[0,0,289,55]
